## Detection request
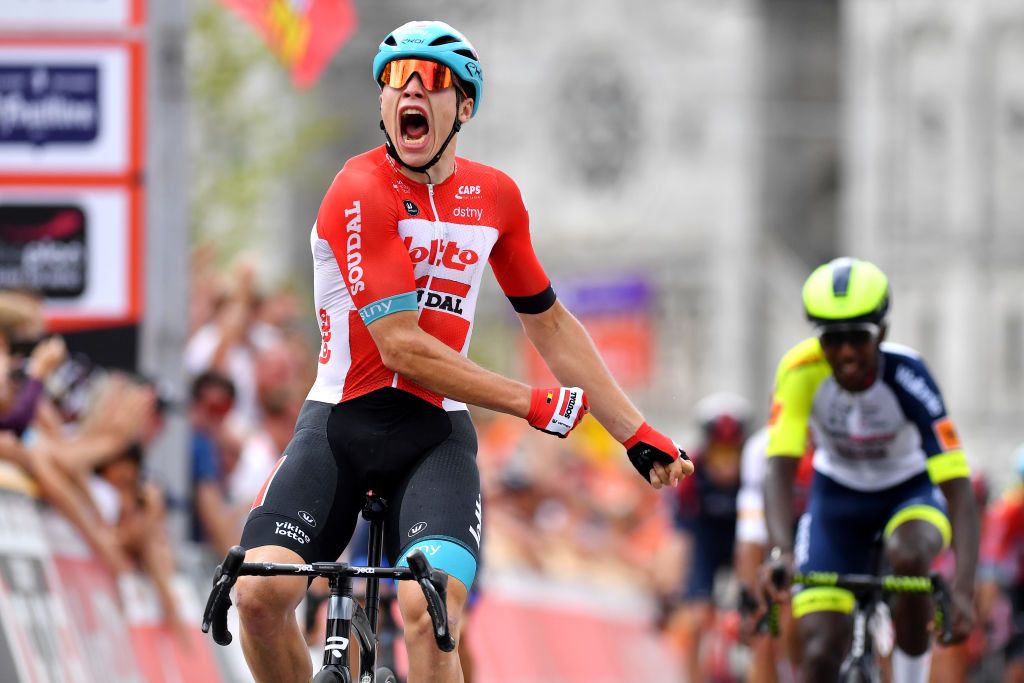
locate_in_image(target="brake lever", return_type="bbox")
[929,572,956,646]
[202,545,246,646]
[407,550,456,652]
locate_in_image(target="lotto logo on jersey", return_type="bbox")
[403,236,479,271]
[318,308,332,364]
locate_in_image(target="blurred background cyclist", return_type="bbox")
[670,392,751,683]
[974,445,1024,683]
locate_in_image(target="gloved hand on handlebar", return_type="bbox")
[527,386,588,437]
[622,422,692,488]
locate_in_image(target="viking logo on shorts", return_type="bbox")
[408,521,428,537]
[298,510,317,528]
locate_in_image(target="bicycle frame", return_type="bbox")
[202,493,455,683]
[837,581,884,683]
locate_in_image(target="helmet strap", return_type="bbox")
[379,117,461,175]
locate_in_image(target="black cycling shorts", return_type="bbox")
[240,388,482,588]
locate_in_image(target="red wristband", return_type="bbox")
[526,387,548,427]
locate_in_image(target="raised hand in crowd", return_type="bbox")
[43,374,157,475]
[214,257,261,351]
[25,335,67,380]
[0,430,130,575]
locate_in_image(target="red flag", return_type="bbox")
[221,0,357,88]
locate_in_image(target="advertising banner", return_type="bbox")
[43,510,145,683]
[120,573,224,683]
[0,184,141,330]
[0,0,143,30]
[469,575,683,683]
[0,41,142,178]
[0,489,90,683]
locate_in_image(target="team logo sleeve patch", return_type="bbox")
[932,416,962,452]
[358,291,418,325]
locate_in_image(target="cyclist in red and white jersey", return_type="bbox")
[232,20,693,683]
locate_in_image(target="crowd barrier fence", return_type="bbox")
[0,463,683,682]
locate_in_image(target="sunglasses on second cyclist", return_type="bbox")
[379,59,466,96]
[817,323,882,350]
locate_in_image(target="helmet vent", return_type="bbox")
[831,261,853,297]
[454,48,478,60]
[384,35,398,46]
[429,35,459,46]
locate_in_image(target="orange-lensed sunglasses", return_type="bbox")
[379,59,465,95]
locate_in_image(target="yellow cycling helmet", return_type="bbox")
[802,257,890,326]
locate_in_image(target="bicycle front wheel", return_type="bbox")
[374,666,399,683]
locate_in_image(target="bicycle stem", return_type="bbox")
[324,574,357,671]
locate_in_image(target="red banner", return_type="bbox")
[221,0,357,88]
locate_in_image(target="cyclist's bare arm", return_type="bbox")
[765,456,800,551]
[763,456,800,601]
[939,476,980,637]
[366,310,531,418]
[518,300,693,486]
[939,477,979,591]
[517,300,641,441]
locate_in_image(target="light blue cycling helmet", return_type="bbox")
[373,21,484,117]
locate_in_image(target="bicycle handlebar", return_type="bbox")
[200,546,457,652]
[760,566,955,644]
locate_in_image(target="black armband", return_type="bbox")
[507,284,557,314]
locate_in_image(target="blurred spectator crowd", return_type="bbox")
[0,243,319,651]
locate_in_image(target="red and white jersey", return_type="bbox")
[306,146,552,410]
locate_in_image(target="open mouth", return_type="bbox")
[400,109,430,145]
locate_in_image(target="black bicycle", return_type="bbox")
[764,569,955,683]
[202,493,455,683]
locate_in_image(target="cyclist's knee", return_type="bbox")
[234,547,308,640]
[397,577,468,646]
[885,515,944,573]
[235,573,306,636]
[884,532,936,575]
[798,614,847,672]
[680,600,714,633]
